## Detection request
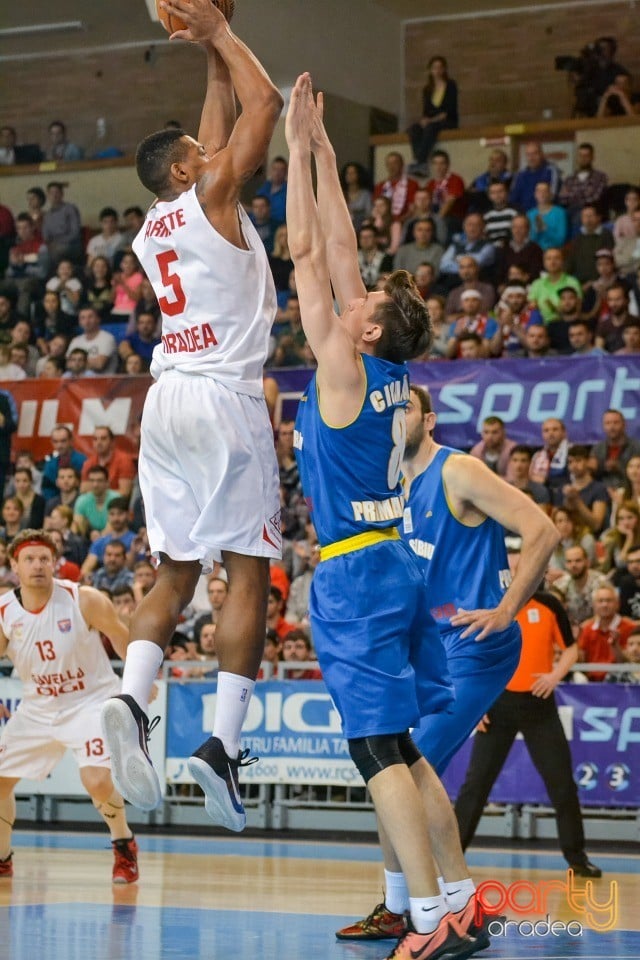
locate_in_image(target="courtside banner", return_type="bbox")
[271,356,640,448]
[436,683,640,808]
[165,680,365,787]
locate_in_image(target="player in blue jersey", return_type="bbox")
[338,384,559,942]
[286,73,482,960]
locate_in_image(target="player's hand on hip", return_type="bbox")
[531,672,557,698]
[450,606,511,641]
[285,74,316,149]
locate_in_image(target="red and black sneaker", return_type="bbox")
[450,893,491,958]
[0,853,13,878]
[385,913,474,960]
[336,902,405,940]
[112,835,139,884]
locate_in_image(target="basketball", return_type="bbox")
[156,0,235,34]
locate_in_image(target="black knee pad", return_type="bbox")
[398,730,423,768]
[348,734,406,784]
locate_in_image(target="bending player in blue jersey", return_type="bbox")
[337,384,559,942]
[286,73,482,960]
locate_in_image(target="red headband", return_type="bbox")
[13,539,55,559]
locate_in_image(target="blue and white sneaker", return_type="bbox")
[101,694,161,811]
[188,736,257,832]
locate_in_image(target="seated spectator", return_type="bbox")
[551,545,607,626]
[613,545,640,620]
[26,186,45,236]
[45,504,88,566]
[581,249,621,319]
[595,283,633,352]
[80,425,136,500]
[0,126,42,166]
[439,213,496,289]
[509,140,561,211]
[248,195,277,253]
[286,543,319,625]
[563,445,609,534]
[10,319,39,374]
[110,251,143,321]
[516,322,556,358]
[48,528,81,582]
[568,319,607,356]
[425,150,466,239]
[424,295,448,358]
[42,182,82,266]
[120,206,145,249]
[259,628,282,678]
[393,217,444,276]
[406,55,458,175]
[444,255,496,318]
[34,333,69,377]
[493,284,542,356]
[470,148,511,197]
[66,306,118,373]
[272,299,308,367]
[496,214,543,286]
[507,445,551,512]
[124,353,147,375]
[527,182,568,251]
[132,560,156,604]
[483,181,518,247]
[548,508,596,570]
[197,622,218,661]
[610,455,640,519]
[45,258,83,320]
[92,540,134,593]
[597,72,640,117]
[39,356,65,378]
[118,311,160,369]
[85,255,115,322]
[566,204,614,284]
[13,467,45,528]
[45,120,83,162]
[457,331,484,360]
[256,155,288,226]
[281,628,322,679]
[9,344,32,379]
[63,347,96,379]
[44,464,80,516]
[445,290,499,358]
[340,162,373,233]
[598,501,640,574]
[615,321,640,355]
[400,187,446,246]
[470,416,517,477]
[39,423,86,501]
[4,212,49,317]
[132,276,161,329]
[73,464,120,539]
[558,143,609,235]
[0,497,23,541]
[613,187,640,241]
[266,585,296,639]
[374,151,419,250]
[413,262,437,302]
[528,248,581,324]
[85,207,124,269]
[0,343,26,380]
[546,287,589,353]
[578,585,635,679]
[530,417,570,506]
[606,627,640,683]
[32,291,76,348]
[613,209,640,275]
[369,195,396,253]
[268,224,294,296]
[357,224,393,291]
[192,574,229,640]
[80,498,135,582]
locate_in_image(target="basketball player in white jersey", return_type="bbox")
[101,0,284,831]
[0,530,138,884]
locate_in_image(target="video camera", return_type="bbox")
[554,37,616,116]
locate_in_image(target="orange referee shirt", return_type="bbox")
[507,597,566,692]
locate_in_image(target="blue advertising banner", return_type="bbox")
[269,356,640,449]
[166,679,639,804]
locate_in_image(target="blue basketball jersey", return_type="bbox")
[402,446,512,628]
[294,353,410,546]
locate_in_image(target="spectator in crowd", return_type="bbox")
[496,214,543,285]
[192,575,229,639]
[92,540,135,593]
[281,629,322,680]
[425,149,466,237]
[10,320,40,377]
[110,251,143,322]
[369,194,397,253]
[558,143,609,233]
[582,249,621,319]
[259,628,281,678]
[80,498,135,582]
[565,204,614,283]
[516,322,556,358]
[392,217,444,276]
[470,417,517,477]
[356,224,393,291]
[597,72,640,117]
[0,497,23,541]
[118,312,160,370]
[400,187,446,247]
[48,527,81,582]
[34,333,70,378]
[438,212,496,288]
[567,319,606,356]
[248,195,277,254]
[613,187,639,241]
[66,306,118,374]
[550,544,606,628]
[373,152,419,253]
[73,464,120,539]
[407,55,458,176]
[606,627,640,683]
[12,466,45,529]
[85,255,115,322]
[548,507,596,570]
[132,276,161,329]
[45,258,84,320]
[590,37,631,102]
[64,347,97,379]
[613,545,640,620]
[545,286,590,353]
[599,501,640,574]
[610,455,640,519]
[45,503,87,565]
[413,262,437,302]
[530,417,570,506]
[132,560,156,605]
[483,181,518,247]
[456,330,484,359]
[340,162,373,233]
[470,148,511,196]
[614,209,640,275]
[266,585,296,640]
[0,126,42,165]
[528,247,581,324]
[41,423,87,500]
[0,341,25,381]
[80,426,136,500]
[424,295,448,358]
[578,584,635,679]
[42,182,82,266]
[9,343,32,378]
[444,254,496,317]
[4,212,49,317]
[595,284,633,352]
[26,186,45,236]
[615,321,640,355]
[526,182,568,251]
[268,224,294,299]
[285,543,319,625]
[44,464,80,516]
[39,356,65,379]
[45,120,84,162]
[445,289,499,358]
[86,207,124,269]
[562,445,609,534]
[120,206,145,249]
[509,141,561,211]
[493,284,541,356]
[32,292,76,349]
[507,445,551,511]
[256,155,288,225]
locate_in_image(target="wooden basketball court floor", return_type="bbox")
[1,830,639,959]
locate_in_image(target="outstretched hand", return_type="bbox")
[285,73,316,150]
[160,0,227,44]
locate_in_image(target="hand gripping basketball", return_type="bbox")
[156,0,235,35]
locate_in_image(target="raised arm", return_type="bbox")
[309,94,366,312]
[198,45,236,153]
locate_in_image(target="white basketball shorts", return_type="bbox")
[139,370,281,572]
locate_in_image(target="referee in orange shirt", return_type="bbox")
[454,543,601,877]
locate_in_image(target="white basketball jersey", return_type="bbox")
[133,185,277,396]
[0,580,119,716]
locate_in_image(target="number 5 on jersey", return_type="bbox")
[156,251,186,316]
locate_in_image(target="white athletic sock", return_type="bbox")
[443,877,476,914]
[437,876,446,897]
[410,893,448,934]
[120,640,165,715]
[212,671,255,758]
[384,869,409,914]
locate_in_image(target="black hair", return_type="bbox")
[373,270,432,363]
[27,186,46,205]
[99,206,118,220]
[135,128,188,197]
[410,384,433,416]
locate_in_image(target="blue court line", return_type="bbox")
[11,830,640,873]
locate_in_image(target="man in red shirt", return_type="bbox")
[373,151,419,224]
[5,213,50,316]
[425,149,465,228]
[80,425,136,499]
[578,584,636,679]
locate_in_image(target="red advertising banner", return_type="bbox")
[0,376,152,461]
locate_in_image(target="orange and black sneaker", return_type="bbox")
[112,835,139,884]
[0,853,13,878]
[336,901,405,940]
[451,894,491,958]
[385,913,473,960]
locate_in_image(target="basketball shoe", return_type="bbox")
[0,854,13,878]
[112,835,139,884]
[450,894,491,958]
[336,901,405,940]
[187,736,257,832]
[101,694,161,811]
[385,913,473,960]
